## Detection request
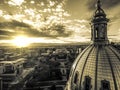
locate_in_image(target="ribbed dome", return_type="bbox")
[65,0,120,90]
[66,45,120,90]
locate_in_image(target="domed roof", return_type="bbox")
[65,0,120,90]
[66,45,120,90]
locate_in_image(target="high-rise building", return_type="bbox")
[65,0,120,90]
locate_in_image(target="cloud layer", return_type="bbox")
[0,0,120,43]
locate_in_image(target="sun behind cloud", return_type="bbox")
[12,35,30,47]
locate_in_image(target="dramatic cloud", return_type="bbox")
[0,0,119,43]
[88,0,120,10]
[0,20,30,28]
[0,20,72,39]
[65,0,120,42]
[0,29,14,39]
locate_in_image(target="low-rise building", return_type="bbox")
[0,58,26,90]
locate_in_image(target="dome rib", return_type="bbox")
[108,46,120,61]
[95,45,99,90]
[104,47,118,90]
[106,46,120,89]
[70,45,93,77]
[66,45,120,90]
[97,46,112,90]
[70,45,94,90]
[79,46,94,89]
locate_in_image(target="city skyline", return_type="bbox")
[0,0,120,47]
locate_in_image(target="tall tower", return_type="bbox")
[65,0,120,90]
[91,0,109,44]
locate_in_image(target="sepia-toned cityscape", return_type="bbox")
[0,0,120,90]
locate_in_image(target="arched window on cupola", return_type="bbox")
[83,76,92,90]
[95,26,99,39]
[100,80,110,90]
[99,24,105,39]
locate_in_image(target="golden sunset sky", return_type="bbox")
[0,0,120,46]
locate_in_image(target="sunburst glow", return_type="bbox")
[12,36,30,47]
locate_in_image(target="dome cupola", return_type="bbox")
[91,0,109,45]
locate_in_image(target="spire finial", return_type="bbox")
[97,0,101,10]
